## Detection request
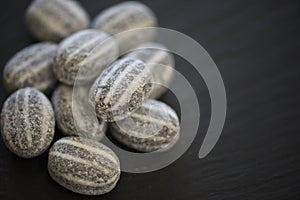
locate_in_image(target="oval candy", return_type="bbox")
[89,57,152,122]
[1,87,55,158]
[53,29,118,85]
[3,42,58,94]
[48,136,121,195]
[25,0,90,42]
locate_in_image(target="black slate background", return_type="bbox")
[0,0,300,199]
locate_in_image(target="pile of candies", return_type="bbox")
[1,0,180,195]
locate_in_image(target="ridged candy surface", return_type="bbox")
[48,136,121,195]
[3,42,58,94]
[89,57,152,122]
[54,29,118,85]
[1,87,55,158]
[26,0,89,42]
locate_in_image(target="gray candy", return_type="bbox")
[89,57,152,122]
[92,1,157,54]
[1,87,55,158]
[110,99,180,152]
[48,136,121,195]
[52,85,106,140]
[3,42,58,94]
[25,0,89,42]
[53,29,118,85]
[126,43,175,99]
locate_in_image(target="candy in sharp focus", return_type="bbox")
[89,57,152,122]
[92,1,157,54]
[125,42,175,99]
[3,42,58,94]
[25,0,90,42]
[110,99,180,152]
[53,29,118,85]
[51,84,106,140]
[48,136,121,195]
[1,87,55,158]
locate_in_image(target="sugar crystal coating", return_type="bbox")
[1,87,55,158]
[48,136,121,195]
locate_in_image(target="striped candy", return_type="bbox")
[53,29,118,85]
[89,57,152,122]
[110,99,180,152]
[3,42,58,94]
[1,87,55,158]
[125,43,175,99]
[48,136,121,195]
[92,1,157,54]
[52,85,106,140]
[25,0,89,42]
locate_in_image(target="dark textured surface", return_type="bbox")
[0,0,300,199]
